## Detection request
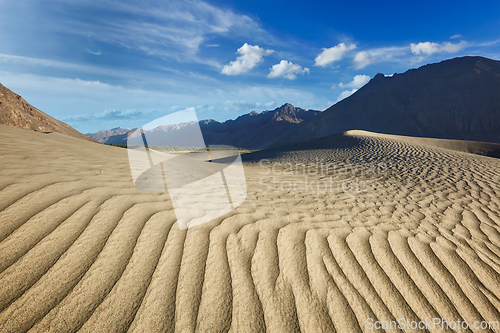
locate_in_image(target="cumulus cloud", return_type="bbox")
[337,89,358,102]
[337,74,370,89]
[268,60,309,80]
[314,43,356,67]
[410,41,466,56]
[221,43,274,75]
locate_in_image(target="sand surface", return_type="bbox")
[1,125,500,332]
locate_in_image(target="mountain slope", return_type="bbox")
[0,83,94,142]
[201,103,319,149]
[274,56,500,147]
[87,103,319,149]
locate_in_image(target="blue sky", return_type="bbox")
[0,0,499,133]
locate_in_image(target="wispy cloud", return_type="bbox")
[62,108,154,121]
[0,53,98,72]
[353,46,408,69]
[474,39,500,47]
[268,60,309,80]
[85,49,102,56]
[314,43,357,67]
[0,52,221,93]
[221,43,273,75]
[450,34,462,39]
[224,100,276,111]
[39,0,269,68]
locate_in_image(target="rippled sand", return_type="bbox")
[1,125,500,332]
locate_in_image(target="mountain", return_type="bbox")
[87,103,320,149]
[273,56,500,147]
[0,83,94,142]
[200,103,319,149]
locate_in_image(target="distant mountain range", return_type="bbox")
[86,127,132,144]
[273,56,500,147]
[2,56,499,149]
[0,83,94,142]
[86,103,320,149]
[88,56,500,149]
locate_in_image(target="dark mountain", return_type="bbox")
[87,103,320,149]
[273,56,500,147]
[0,83,94,142]
[200,103,319,149]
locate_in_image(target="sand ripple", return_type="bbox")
[1,126,500,332]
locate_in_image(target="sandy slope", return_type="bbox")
[1,125,500,332]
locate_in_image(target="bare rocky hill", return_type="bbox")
[0,83,94,142]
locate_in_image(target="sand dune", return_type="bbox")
[1,125,500,332]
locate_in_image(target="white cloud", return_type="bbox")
[268,60,309,80]
[337,89,358,102]
[337,74,370,89]
[450,34,462,39]
[314,43,356,67]
[410,41,467,56]
[221,43,273,75]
